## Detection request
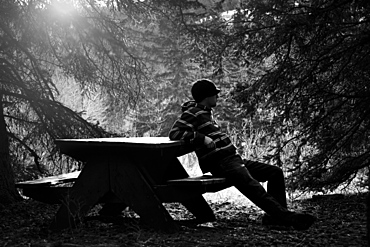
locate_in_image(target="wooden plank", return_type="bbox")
[16,171,80,188]
[155,181,231,202]
[56,137,181,147]
[167,175,226,186]
[161,158,218,222]
[54,137,184,162]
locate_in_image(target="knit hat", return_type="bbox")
[191,79,221,102]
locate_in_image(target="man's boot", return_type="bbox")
[234,177,316,230]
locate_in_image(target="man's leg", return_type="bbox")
[243,160,288,208]
[210,155,315,230]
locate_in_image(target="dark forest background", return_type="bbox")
[1,0,369,205]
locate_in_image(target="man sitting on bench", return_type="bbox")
[168,79,316,230]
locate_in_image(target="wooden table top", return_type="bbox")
[55,137,189,161]
[56,137,182,147]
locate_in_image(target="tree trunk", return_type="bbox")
[0,93,21,204]
[368,170,370,245]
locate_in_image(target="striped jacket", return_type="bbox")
[169,101,236,172]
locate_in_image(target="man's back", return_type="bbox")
[169,101,235,173]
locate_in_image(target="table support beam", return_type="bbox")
[163,158,216,222]
[50,159,110,230]
[109,158,179,232]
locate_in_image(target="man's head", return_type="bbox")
[191,79,220,106]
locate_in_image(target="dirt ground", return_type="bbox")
[0,193,367,247]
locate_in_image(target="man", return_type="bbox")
[169,79,316,230]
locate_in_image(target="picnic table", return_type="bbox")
[39,137,230,232]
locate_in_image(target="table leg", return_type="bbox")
[181,198,216,222]
[165,158,216,222]
[50,159,110,230]
[110,158,179,232]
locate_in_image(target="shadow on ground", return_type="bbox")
[0,193,367,246]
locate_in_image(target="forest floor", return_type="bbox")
[0,190,368,247]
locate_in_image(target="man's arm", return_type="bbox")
[169,110,205,147]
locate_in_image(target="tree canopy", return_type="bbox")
[176,0,370,191]
[0,0,182,203]
[1,0,370,204]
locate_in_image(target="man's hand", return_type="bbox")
[204,136,215,149]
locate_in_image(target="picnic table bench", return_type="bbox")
[15,171,81,204]
[15,137,230,232]
[16,172,228,204]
